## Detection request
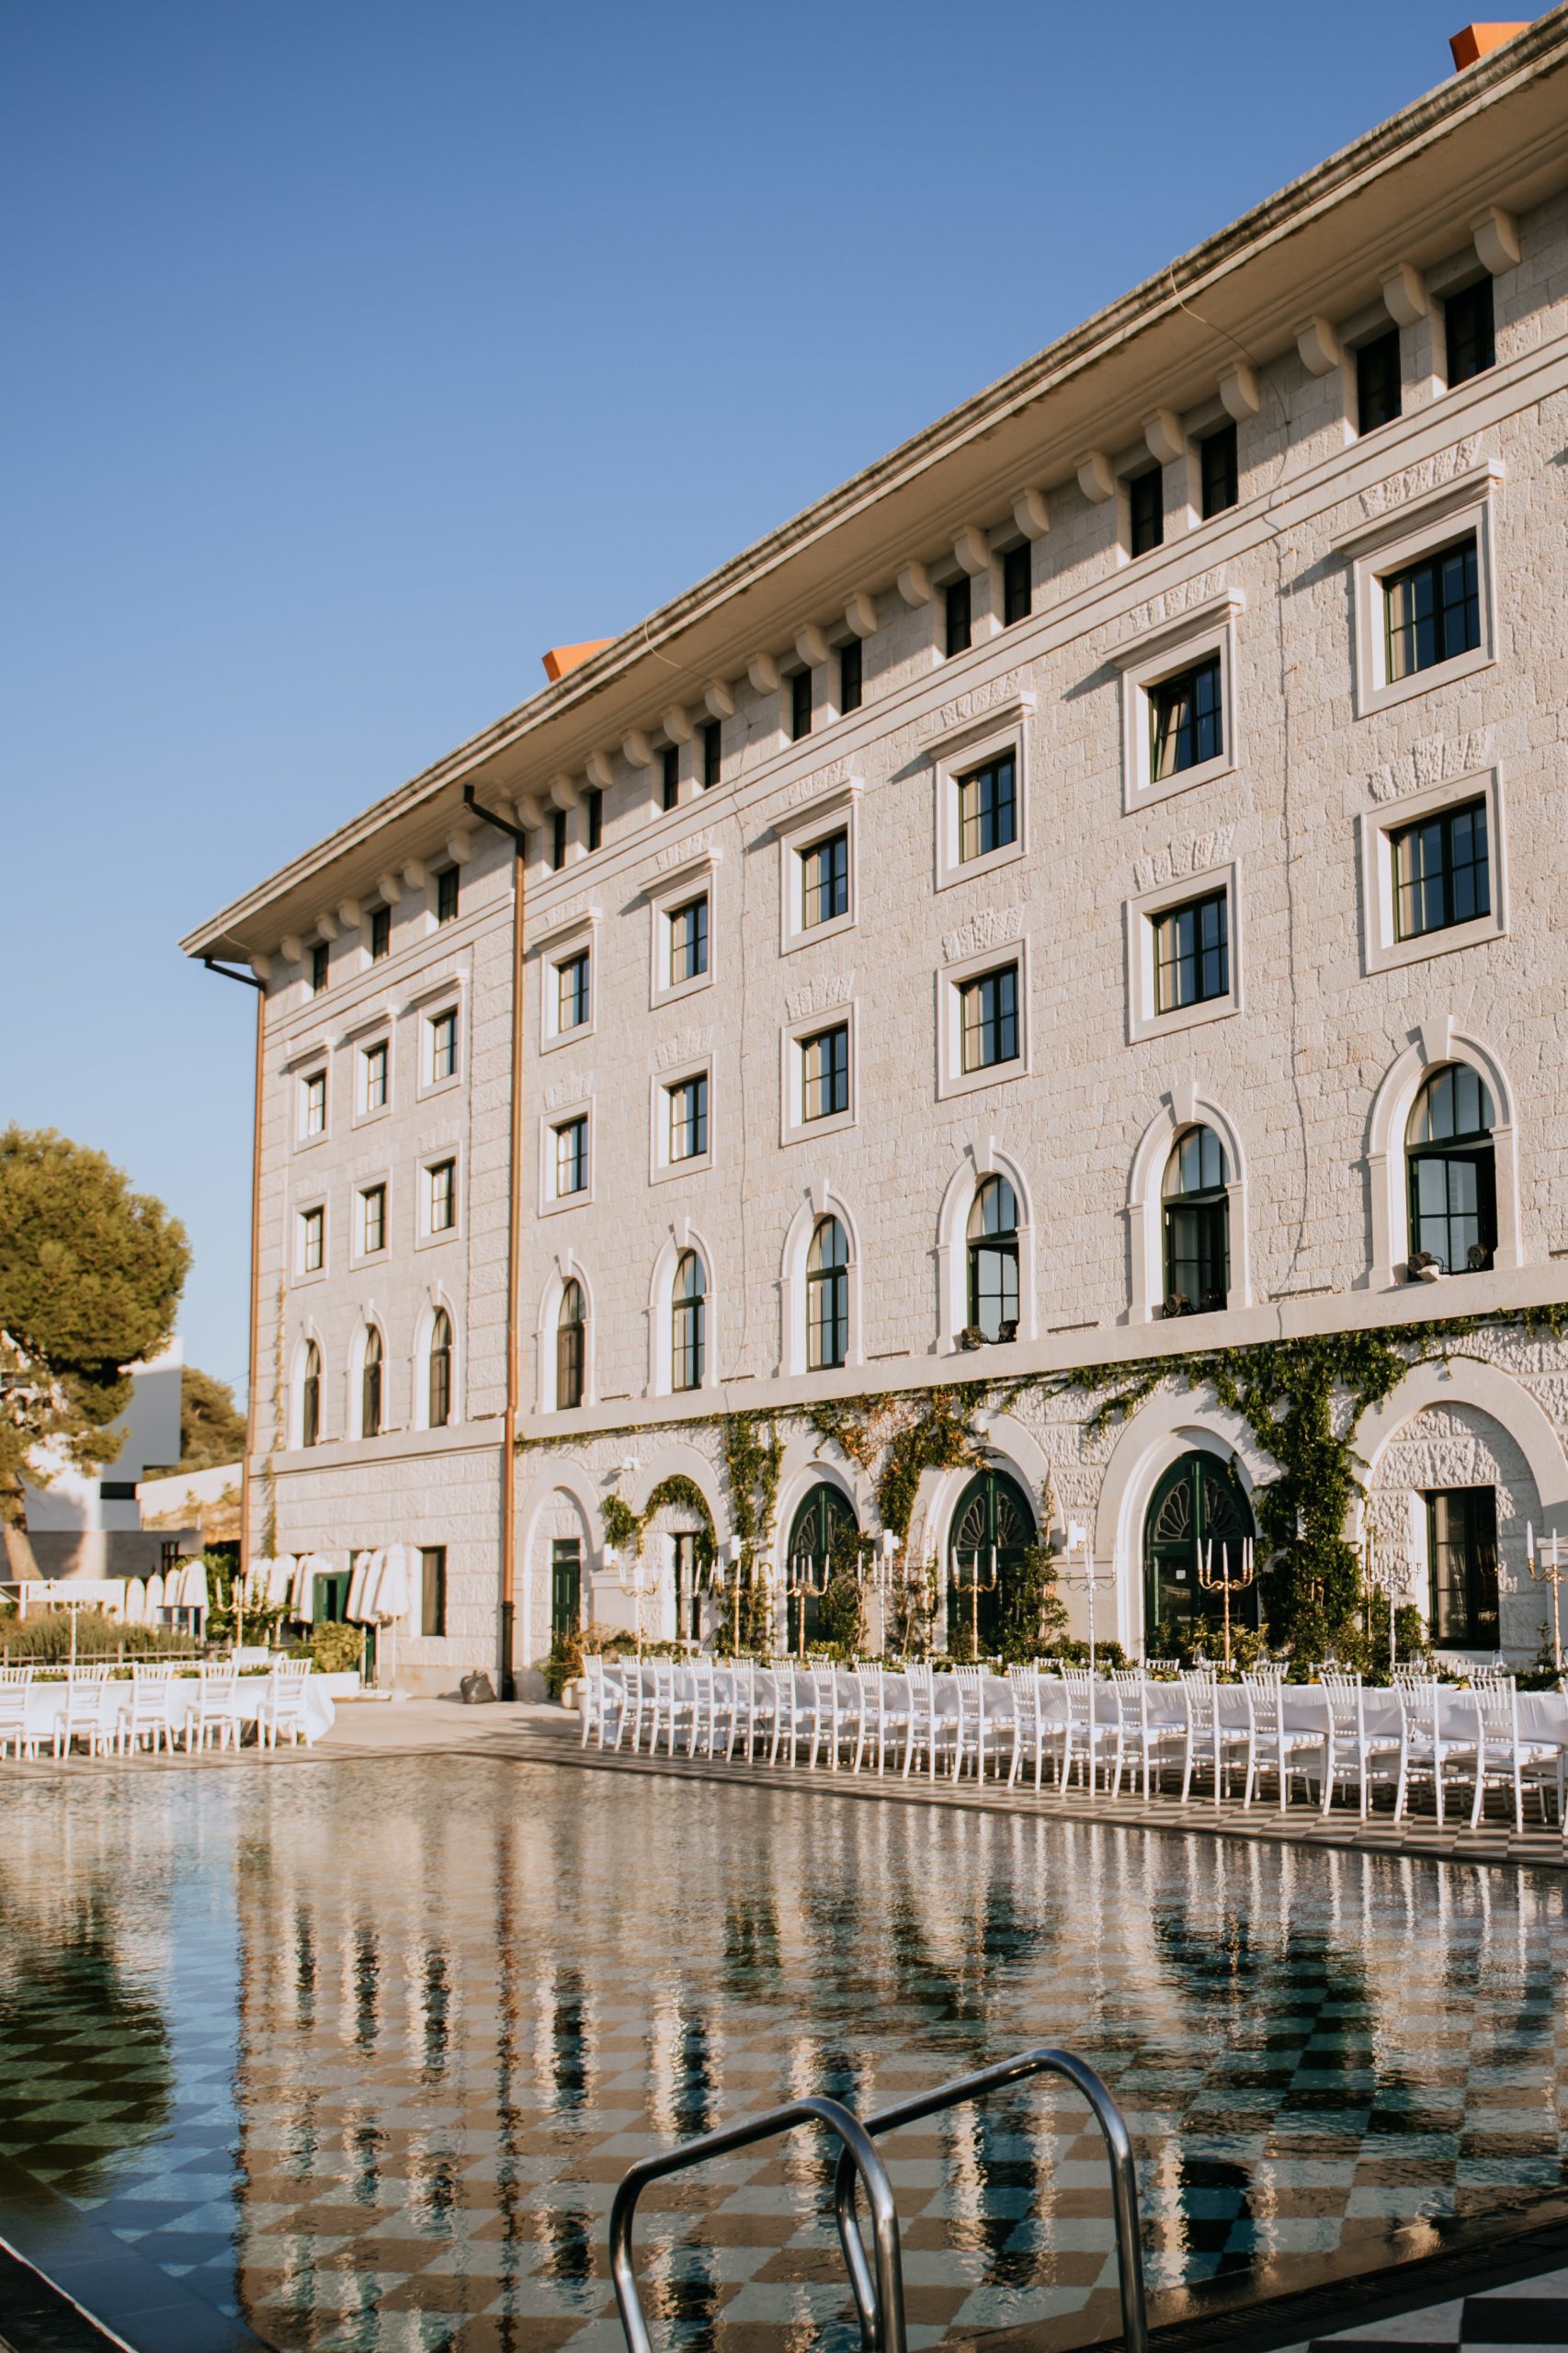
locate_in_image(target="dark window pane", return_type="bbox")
[790,669,812,741]
[551,809,567,870]
[1392,798,1489,939]
[668,895,708,984]
[1199,423,1238,517]
[801,831,848,928]
[1154,891,1229,1012]
[1384,538,1480,679]
[661,745,680,812]
[1426,1487,1498,1646]
[957,754,1017,862]
[311,941,330,995]
[369,905,391,961]
[421,1546,447,1636]
[945,577,971,657]
[801,1023,849,1120]
[1357,328,1403,432]
[436,867,459,924]
[1129,468,1163,556]
[960,963,1019,1072]
[838,637,862,713]
[1150,656,1223,778]
[701,719,722,789]
[1445,278,1495,385]
[1002,542,1031,626]
[585,786,603,850]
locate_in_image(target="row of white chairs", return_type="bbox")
[578,1657,1567,1835]
[0,1659,316,1760]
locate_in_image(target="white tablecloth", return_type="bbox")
[24,1677,335,1748]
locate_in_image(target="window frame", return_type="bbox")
[296,1201,327,1282]
[647,852,718,1008]
[1338,470,1499,719]
[805,1215,851,1372]
[1116,597,1240,813]
[541,1097,593,1213]
[651,1056,714,1183]
[420,1544,448,1637]
[1001,540,1032,627]
[670,1247,708,1392]
[1126,858,1243,1041]
[310,940,330,996]
[937,938,1030,1102]
[435,864,460,926]
[554,1278,587,1411]
[1153,888,1231,1017]
[700,718,722,790]
[538,910,598,1051]
[943,575,971,658]
[1359,765,1506,975]
[425,1156,458,1239]
[837,635,863,714]
[426,1313,453,1431]
[780,1001,858,1146]
[1442,276,1495,387]
[422,1001,462,1093]
[414,1151,461,1248]
[931,708,1030,893]
[1199,421,1238,519]
[1354,325,1403,435]
[1127,465,1164,557]
[356,1033,392,1122]
[774,782,860,955]
[1424,1485,1499,1651]
[356,1178,390,1263]
[298,1064,329,1145]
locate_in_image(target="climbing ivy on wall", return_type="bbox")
[601,1476,715,1563]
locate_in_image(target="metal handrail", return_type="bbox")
[832,2047,1148,2353]
[609,2093,906,2353]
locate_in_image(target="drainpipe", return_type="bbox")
[463,787,529,1699]
[200,957,266,1609]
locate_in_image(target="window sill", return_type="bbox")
[1357,643,1494,721]
[783,910,857,959]
[938,1057,1027,1104]
[937,836,1023,894]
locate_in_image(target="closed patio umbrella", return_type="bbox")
[347,1550,374,1622]
[268,1556,294,1609]
[124,1579,146,1626]
[146,1572,165,1617]
[177,1557,209,1627]
[373,1545,414,1689]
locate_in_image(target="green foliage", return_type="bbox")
[874,1386,985,1542]
[0,1127,189,1524]
[542,1624,582,1699]
[601,1495,641,1552]
[0,1609,194,1663]
[306,1620,363,1676]
[719,1414,782,1650]
[172,1367,246,1474]
[993,1540,1069,1663]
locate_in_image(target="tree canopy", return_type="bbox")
[0,1126,189,1524]
[172,1365,246,1473]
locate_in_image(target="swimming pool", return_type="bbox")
[0,1758,1563,2352]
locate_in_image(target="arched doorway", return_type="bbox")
[785,1483,858,1654]
[1142,1450,1257,1652]
[947,1469,1035,1657]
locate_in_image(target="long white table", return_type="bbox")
[20,1677,335,1751]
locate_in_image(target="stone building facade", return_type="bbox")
[185,23,1568,1693]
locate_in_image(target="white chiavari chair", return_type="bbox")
[1392,1672,1471,1825]
[1242,1673,1326,1812]
[54,1665,117,1761]
[1462,1675,1565,1832]
[1319,1670,1403,1819]
[1178,1668,1246,1805]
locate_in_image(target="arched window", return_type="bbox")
[428,1309,452,1428]
[1162,1127,1230,1315]
[361,1326,383,1438]
[301,1341,321,1448]
[1407,1065,1495,1274]
[556,1279,585,1409]
[806,1217,848,1370]
[671,1250,706,1391]
[966,1176,1019,1342]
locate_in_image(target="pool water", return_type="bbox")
[0,1758,1564,2353]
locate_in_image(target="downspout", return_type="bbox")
[200,957,266,1599]
[463,788,529,1699]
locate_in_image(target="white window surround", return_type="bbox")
[647,1222,720,1397]
[296,1065,329,1147]
[290,1327,325,1449]
[1362,1020,1520,1291]
[650,1056,715,1184]
[535,1255,595,1413]
[348,1316,391,1439]
[540,1095,593,1215]
[415,1150,462,1249]
[1331,460,1501,720]
[413,1293,460,1431]
[935,1143,1037,1356]
[538,910,599,1052]
[353,1029,392,1123]
[779,1187,864,1378]
[1113,590,1242,813]
[936,936,1031,1102]
[930,708,1031,893]
[780,999,858,1147]
[352,1174,392,1266]
[1125,858,1243,1043]
[769,780,861,956]
[1358,764,1506,977]
[1125,1091,1253,1325]
[294,1200,327,1283]
[419,999,463,1096]
[645,849,720,1010]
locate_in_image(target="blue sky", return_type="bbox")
[1,1,1468,1398]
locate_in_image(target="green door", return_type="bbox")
[551,1540,583,1641]
[1142,1452,1256,1652]
[947,1470,1035,1658]
[785,1483,858,1655]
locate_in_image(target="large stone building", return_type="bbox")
[185,20,1568,1694]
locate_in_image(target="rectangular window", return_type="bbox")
[790,669,812,742]
[960,964,1018,1073]
[801,830,848,929]
[661,745,680,812]
[420,1545,448,1638]
[1154,890,1229,1012]
[556,950,590,1031]
[801,1023,849,1121]
[668,894,709,985]
[1129,468,1163,556]
[1150,656,1223,780]
[838,636,862,714]
[584,786,603,852]
[436,865,460,925]
[360,1183,386,1255]
[1002,541,1031,627]
[428,1158,456,1233]
[668,1074,709,1162]
[551,809,567,871]
[553,1117,588,1197]
[1357,327,1403,432]
[301,1206,324,1275]
[944,576,971,658]
[369,905,391,962]
[363,1040,388,1110]
[700,718,722,790]
[311,941,330,995]
[1383,537,1480,680]
[957,754,1017,864]
[1199,423,1238,518]
[429,1008,458,1082]
[551,1539,582,1638]
[1392,798,1490,941]
[1426,1486,1499,1649]
[1445,278,1495,385]
[303,1070,326,1136]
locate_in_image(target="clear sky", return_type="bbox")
[1,1,1471,1400]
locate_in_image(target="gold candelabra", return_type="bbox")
[948,1545,997,1663]
[1197,1538,1255,1673]
[1527,1521,1567,1674]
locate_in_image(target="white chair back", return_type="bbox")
[1321,1668,1364,1740]
[0,1665,34,1686]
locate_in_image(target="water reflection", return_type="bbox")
[0,1766,1561,2352]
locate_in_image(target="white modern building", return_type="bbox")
[17,1344,184,1582]
[184,19,1568,1694]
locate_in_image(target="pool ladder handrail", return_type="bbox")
[608,2047,1146,2353]
[608,2093,909,2353]
[833,2045,1148,2353]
